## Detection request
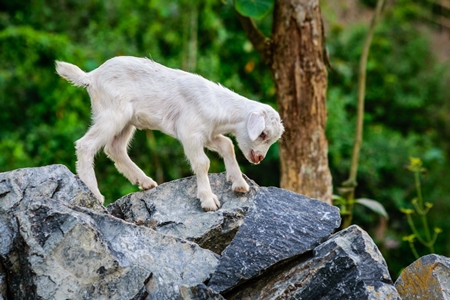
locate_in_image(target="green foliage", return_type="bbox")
[327,10,450,206]
[325,1,450,277]
[0,25,86,172]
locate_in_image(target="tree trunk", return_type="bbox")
[271,0,332,203]
[237,0,332,204]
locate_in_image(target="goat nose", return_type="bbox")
[257,154,264,163]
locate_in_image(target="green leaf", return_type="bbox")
[356,198,389,219]
[235,0,274,19]
[332,194,346,205]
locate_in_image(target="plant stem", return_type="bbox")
[341,0,385,228]
[406,213,427,245]
[341,189,355,228]
[408,239,420,260]
[430,230,441,246]
[414,171,424,211]
[414,169,434,252]
[348,0,385,183]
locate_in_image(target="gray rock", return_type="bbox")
[179,284,225,300]
[3,199,219,299]
[0,164,106,213]
[226,225,400,300]
[0,166,219,300]
[395,254,450,299]
[0,263,6,300]
[107,173,259,254]
[0,165,105,261]
[1,165,404,299]
[208,187,341,293]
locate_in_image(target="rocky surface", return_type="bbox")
[224,225,401,299]
[107,173,259,254]
[0,164,106,214]
[395,254,450,299]
[179,284,225,300]
[1,164,448,299]
[0,263,6,300]
[0,165,218,299]
[207,187,341,293]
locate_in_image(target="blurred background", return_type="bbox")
[0,0,449,279]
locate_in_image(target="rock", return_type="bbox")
[179,284,225,300]
[207,187,342,293]
[0,164,106,213]
[0,263,6,300]
[0,166,219,300]
[2,198,219,299]
[225,225,400,300]
[107,173,259,254]
[395,254,450,299]
[0,165,105,269]
[2,165,408,299]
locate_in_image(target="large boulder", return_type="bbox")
[0,165,218,299]
[207,187,341,293]
[225,225,401,299]
[0,164,106,213]
[395,254,450,299]
[107,172,343,297]
[1,164,407,299]
[107,173,259,254]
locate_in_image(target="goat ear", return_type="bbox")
[247,112,265,141]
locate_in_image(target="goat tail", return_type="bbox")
[55,61,90,88]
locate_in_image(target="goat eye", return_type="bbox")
[259,132,266,139]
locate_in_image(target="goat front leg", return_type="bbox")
[206,135,249,193]
[183,139,220,211]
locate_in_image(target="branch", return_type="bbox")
[341,0,385,229]
[347,0,385,184]
[235,12,273,66]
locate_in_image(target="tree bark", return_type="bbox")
[237,0,332,204]
[271,0,331,203]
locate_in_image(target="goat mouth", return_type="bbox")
[249,150,260,165]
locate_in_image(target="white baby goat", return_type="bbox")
[55,56,284,211]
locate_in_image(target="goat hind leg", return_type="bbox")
[104,125,157,190]
[75,126,111,203]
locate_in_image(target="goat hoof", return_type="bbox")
[138,177,158,190]
[232,181,249,194]
[201,194,221,212]
[96,194,105,205]
[233,186,249,193]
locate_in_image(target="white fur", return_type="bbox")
[56,56,284,211]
